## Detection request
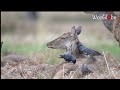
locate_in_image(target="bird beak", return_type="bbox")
[58,55,62,58]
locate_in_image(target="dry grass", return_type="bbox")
[51,52,120,79]
[1,47,120,79]
[1,57,55,79]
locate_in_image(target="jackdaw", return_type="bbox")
[81,64,93,75]
[59,54,76,64]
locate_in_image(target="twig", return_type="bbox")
[69,71,73,78]
[110,68,117,79]
[51,62,66,79]
[63,64,64,79]
[70,66,81,79]
[107,52,119,65]
[102,50,110,75]
[18,64,27,79]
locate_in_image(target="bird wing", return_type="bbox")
[79,45,101,56]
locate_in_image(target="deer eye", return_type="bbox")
[61,37,65,39]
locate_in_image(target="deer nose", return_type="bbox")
[48,46,53,48]
[48,46,56,49]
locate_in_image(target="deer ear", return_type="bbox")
[76,26,82,35]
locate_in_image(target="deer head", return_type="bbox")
[46,26,83,58]
[46,26,82,49]
[46,32,72,49]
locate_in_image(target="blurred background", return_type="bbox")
[1,12,120,64]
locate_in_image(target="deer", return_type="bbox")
[113,16,120,46]
[47,26,84,59]
[46,26,120,79]
[85,11,120,46]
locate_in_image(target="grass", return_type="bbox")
[95,44,120,60]
[2,41,120,65]
[1,42,48,55]
[1,41,65,65]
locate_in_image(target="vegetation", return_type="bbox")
[1,12,120,79]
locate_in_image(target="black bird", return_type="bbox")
[59,54,76,64]
[77,42,102,56]
[81,64,93,75]
[75,26,82,35]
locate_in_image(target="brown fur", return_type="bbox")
[113,16,120,46]
[46,26,84,58]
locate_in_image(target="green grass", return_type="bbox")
[1,42,64,65]
[1,41,120,64]
[1,42,48,55]
[94,44,120,61]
